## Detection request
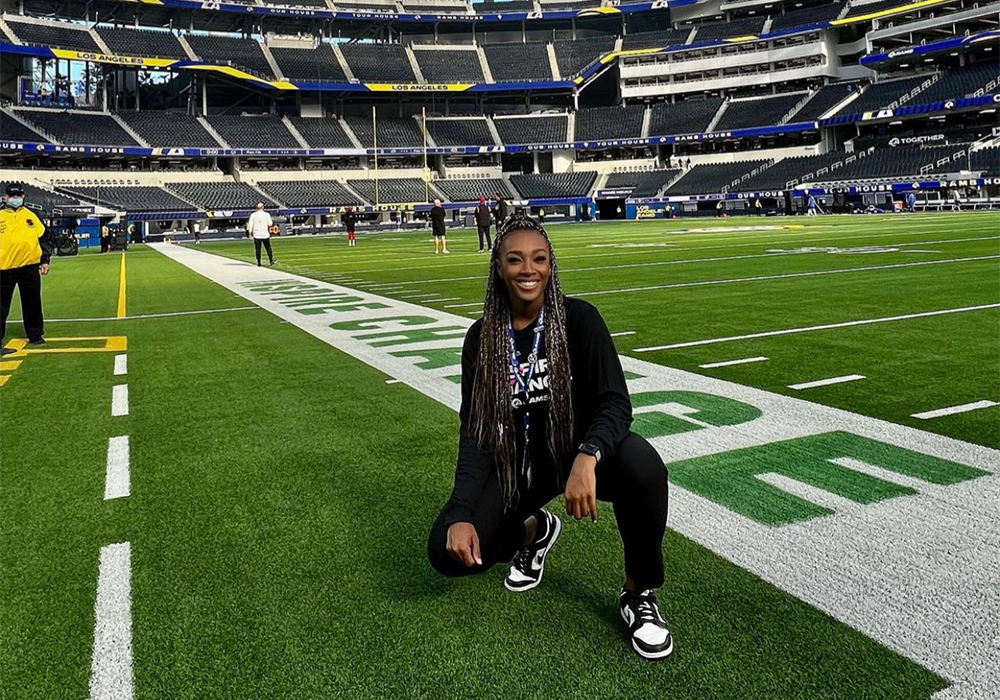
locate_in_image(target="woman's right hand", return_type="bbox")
[446,522,482,567]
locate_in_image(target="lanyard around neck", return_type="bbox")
[507,305,545,483]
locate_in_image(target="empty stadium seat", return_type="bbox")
[846,76,930,114]
[716,93,808,131]
[271,45,348,82]
[339,43,416,83]
[186,34,276,79]
[346,115,424,148]
[631,169,681,197]
[737,153,846,190]
[426,119,495,146]
[648,98,722,136]
[553,38,616,78]
[347,178,430,203]
[117,112,222,148]
[96,26,188,59]
[769,2,846,31]
[1,111,49,143]
[14,110,141,147]
[58,185,196,212]
[257,180,364,207]
[689,17,765,43]
[434,178,512,202]
[574,105,646,141]
[166,182,277,209]
[910,63,1000,106]
[412,48,485,83]
[620,28,691,51]
[483,42,552,82]
[494,116,568,145]
[665,160,771,195]
[510,172,597,198]
[793,83,863,122]
[6,18,101,52]
[207,115,301,149]
[288,117,356,148]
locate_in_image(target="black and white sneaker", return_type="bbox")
[619,587,674,660]
[504,509,561,592]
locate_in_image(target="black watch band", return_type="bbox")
[578,442,602,463]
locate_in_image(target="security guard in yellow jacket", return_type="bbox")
[1,184,53,355]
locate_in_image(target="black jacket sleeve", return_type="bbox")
[570,300,633,464]
[443,321,492,527]
[37,218,53,265]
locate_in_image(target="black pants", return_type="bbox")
[477,225,492,251]
[1,264,44,343]
[254,238,274,265]
[428,432,668,590]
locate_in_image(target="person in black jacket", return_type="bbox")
[343,206,358,247]
[427,213,673,661]
[474,197,492,253]
[430,199,449,254]
[493,196,509,230]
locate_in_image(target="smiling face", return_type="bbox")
[497,229,551,314]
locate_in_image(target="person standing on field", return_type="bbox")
[343,206,358,247]
[475,197,492,253]
[1,184,52,353]
[431,199,449,254]
[247,203,275,266]
[495,196,509,229]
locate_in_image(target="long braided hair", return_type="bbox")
[470,212,575,508]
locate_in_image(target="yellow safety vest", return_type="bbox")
[0,206,46,270]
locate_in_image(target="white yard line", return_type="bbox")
[333,235,1000,287]
[700,356,769,368]
[385,379,402,384]
[113,355,127,376]
[789,375,866,390]
[610,331,636,337]
[21,307,260,323]
[576,255,1000,298]
[295,227,995,273]
[105,436,130,500]
[635,303,1000,352]
[89,542,133,700]
[111,385,129,417]
[912,400,1000,420]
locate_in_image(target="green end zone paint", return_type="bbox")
[153,243,1000,700]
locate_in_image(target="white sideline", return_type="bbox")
[11,307,260,323]
[105,436,130,500]
[111,385,129,417]
[634,303,1000,352]
[610,331,636,338]
[912,401,1000,420]
[700,356,769,368]
[789,374,866,390]
[89,542,133,700]
[113,355,127,376]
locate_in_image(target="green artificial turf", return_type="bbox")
[3,214,997,699]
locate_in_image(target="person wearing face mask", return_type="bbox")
[1,184,53,354]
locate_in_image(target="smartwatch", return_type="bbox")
[577,442,602,464]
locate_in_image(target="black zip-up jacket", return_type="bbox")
[494,200,509,226]
[343,212,358,232]
[444,297,633,526]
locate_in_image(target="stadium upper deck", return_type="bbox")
[0,0,997,216]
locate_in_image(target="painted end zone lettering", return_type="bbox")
[153,244,1000,700]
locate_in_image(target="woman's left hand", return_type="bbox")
[564,454,598,522]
